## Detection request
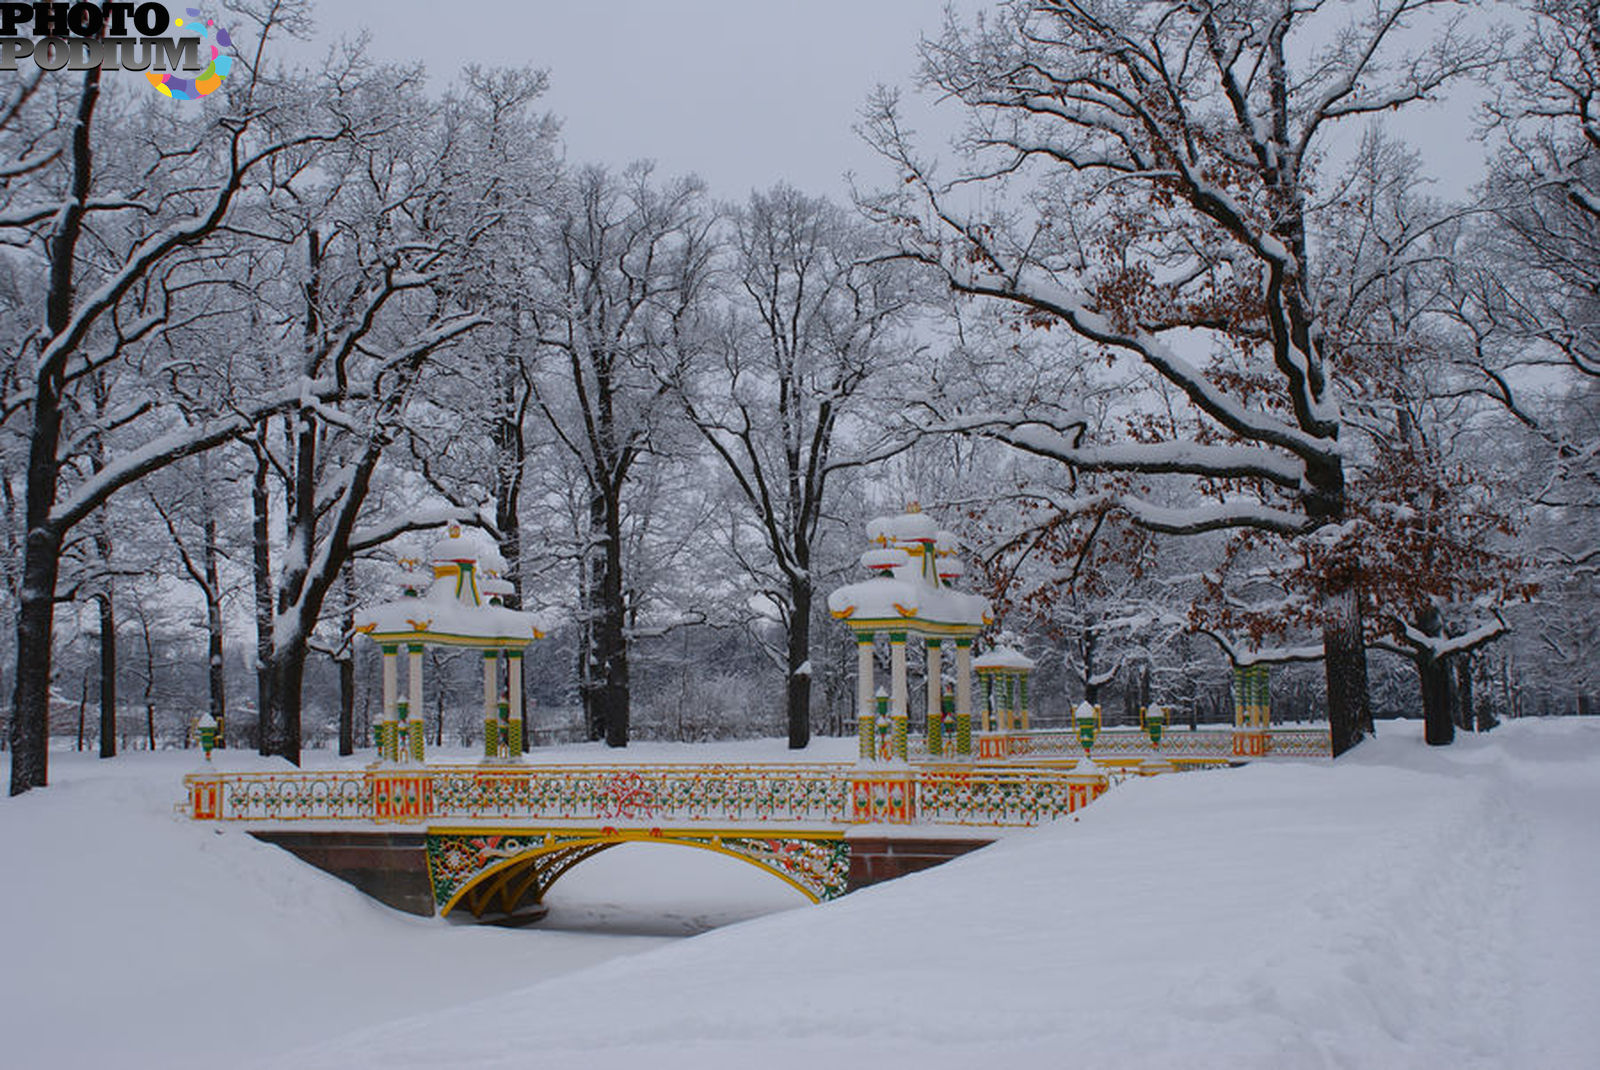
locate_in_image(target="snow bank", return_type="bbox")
[4,721,1597,1069]
[276,720,1599,1069]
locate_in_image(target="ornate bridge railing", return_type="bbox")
[184,761,1109,828]
[912,726,1332,762]
[916,767,1105,826]
[188,763,853,825]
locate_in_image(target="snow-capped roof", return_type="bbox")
[357,525,551,648]
[429,523,496,564]
[861,547,910,571]
[829,503,990,634]
[973,646,1036,672]
[356,597,551,647]
[866,508,938,545]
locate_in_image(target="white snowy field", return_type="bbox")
[3,720,1597,1069]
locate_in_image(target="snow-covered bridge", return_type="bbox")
[182,759,1113,919]
[179,725,1327,921]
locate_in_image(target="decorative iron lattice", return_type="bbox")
[1264,729,1334,757]
[194,771,374,821]
[916,769,1105,826]
[182,727,1326,830]
[1002,727,1330,760]
[426,828,851,913]
[185,764,855,824]
[427,764,853,823]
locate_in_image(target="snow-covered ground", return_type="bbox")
[3,719,1596,1068]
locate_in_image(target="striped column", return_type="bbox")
[955,639,973,759]
[507,651,525,755]
[856,636,875,762]
[406,644,424,762]
[889,632,908,763]
[483,652,499,758]
[380,645,398,760]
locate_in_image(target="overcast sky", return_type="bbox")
[284,1,1487,204]
[291,0,977,203]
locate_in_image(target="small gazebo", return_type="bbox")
[354,523,549,763]
[827,504,991,761]
[973,645,1036,732]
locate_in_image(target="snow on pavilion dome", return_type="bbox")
[974,645,1036,672]
[355,524,551,648]
[828,503,990,632]
[867,505,938,546]
[430,522,496,565]
[861,547,911,573]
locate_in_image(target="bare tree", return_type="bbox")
[0,13,352,794]
[681,187,912,748]
[867,0,1499,755]
[526,164,716,746]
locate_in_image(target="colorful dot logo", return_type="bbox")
[146,8,234,101]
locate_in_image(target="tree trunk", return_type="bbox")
[338,563,355,756]
[578,500,603,742]
[337,652,355,756]
[142,615,156,752]
[596,506,630,748]
[202,510,226,748]
[252,429,274,756]
[1081,617,1100,706]
[1419,653,1455,746]
[1322,586,1372,757]
[786,577,813,749]
[8,67,99,795]
[10,527,63,793]
[76,675,87,751]
[582,489,631,747]
[97,593,115,759]
[1475,657,1499,733]
[269,648,307,766]
[1453,652,1475,732]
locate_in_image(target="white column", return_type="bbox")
[925,639,942,731]
[890,634,908,717]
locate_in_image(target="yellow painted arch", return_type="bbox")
[436,827,840,917]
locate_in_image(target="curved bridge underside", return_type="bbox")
[426,827,851,919]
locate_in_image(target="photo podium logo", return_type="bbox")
[146,7,232,99]
[0,2,237,102]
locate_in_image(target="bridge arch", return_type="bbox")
[427,828,849,920]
